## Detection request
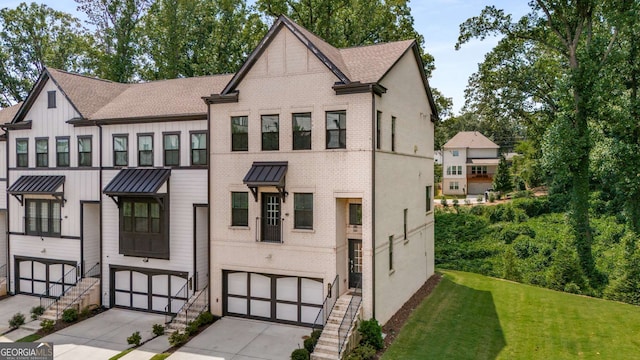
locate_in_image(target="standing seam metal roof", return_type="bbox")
[243,162,288,187]
[8,175,65,194]
[103,168,171,195]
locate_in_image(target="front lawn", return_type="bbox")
[382,270,640,359]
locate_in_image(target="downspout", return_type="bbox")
[98,124,103,306]
[5,128,10,294]
[371,90,376,319]
[206,104,212,313]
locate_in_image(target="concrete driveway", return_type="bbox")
[39,308,165,360]
[169,317,310,360]
[0,295,41,334]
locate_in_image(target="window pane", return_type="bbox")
[191,133,206,149]
[165,150,179,166]
[79,137,91,151]
[40,201,49,233]
[164,134,179,150]
[56,139,69,152]
[261,115,279,151]
[231,116,248,151]
[57,139,69,167]
[294,193,313,229]
[231,192,248,226]
[36,140,47,153]
[326,111,346,149]
[135,202,148,217]
[349,204,362,225]
[52,202,61,234]
[114,136,127,151]
[139,135,152,151]
[293,113,311,150]
[17,140,27,153]
[27,201,37,232]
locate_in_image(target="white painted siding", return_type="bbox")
[195,206,208,290]
[82,203,100,273]
[374,50,435,324]
[442,147,467,195]
[0,211,6,269]
[468,148,498,158]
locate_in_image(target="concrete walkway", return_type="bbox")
[168,317,310,360]
[38,308,165,360]
[0,295,41,335]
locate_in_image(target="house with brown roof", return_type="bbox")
[205,15,436,358]
[2,68,224,320]
[442,131,500,195]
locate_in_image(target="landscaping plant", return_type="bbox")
[152,324,165,336]
[9,313,25,328]
[62,308,78,323]
[290,348,309,360]
[127,331,141,346]
[358,318,383,350]
[40,319,55,333]
[30,305,45,320]
[168,331,188,347]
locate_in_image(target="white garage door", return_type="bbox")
[111,266,188,313]
[469,182,492,195]
[16,257,77,296]
[224,271,323,326]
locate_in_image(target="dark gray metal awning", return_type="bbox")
[243,161,288,201]
[8,175,66,205]
[103,168,171,196]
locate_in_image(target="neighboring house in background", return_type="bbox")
[434,150,442,164]
[442,131,500,195]
[206,14,436,333]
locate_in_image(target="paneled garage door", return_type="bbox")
[223,271,323,326]
[110,266,188,314]
[15,257,77,296]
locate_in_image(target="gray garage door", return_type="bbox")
[110,266,188,314]
[15,257,77,296]
[223,270,323,327]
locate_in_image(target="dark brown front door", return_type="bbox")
[262,193,281,242]
[348,239,362,288]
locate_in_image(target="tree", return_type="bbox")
[76,0,152,82]
[140,0,267,79]
[493,155,512,194]
[457,1,619,280]
[510,140,544,189]
[0,2,94,106]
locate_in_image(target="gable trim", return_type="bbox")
[218,15,350,97]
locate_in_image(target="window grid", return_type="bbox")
[25,199,61,237]
[449,181,459,190]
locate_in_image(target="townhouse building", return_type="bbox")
[442,131,500,195]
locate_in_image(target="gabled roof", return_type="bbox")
[443,131,500,149]
[0,103,21,126]
[339,40,414,84]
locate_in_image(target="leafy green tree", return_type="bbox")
[511,140,544,189]
[493,155,512,194]
[76,0,152,82]
[0,2,94,106]
[140,0,267,79]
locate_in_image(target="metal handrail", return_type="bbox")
[83,262,101,278]
[338,278,362,355]
[60,272,100,316]
[164,280,190,323]
[0,263,6,278]
[312,275,339,331]
[181,284,209,326]
[39,264,78,310]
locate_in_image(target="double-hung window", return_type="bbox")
[294,193,313,229]
[26,199,61,237]
[231,116,248,151]
[261,115,279,151]
[191,132,207,165]
[326,111,346,149]
[292,113,311,150]
[138,134,153,166]
[36,138,48,167]
[231,192,248,226]
[114,135,128,166]
[56,137,69,167]
[78,136,92,167]
[163,133,180,166]
[16,139,28,167]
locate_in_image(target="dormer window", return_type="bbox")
[47,91,56,108]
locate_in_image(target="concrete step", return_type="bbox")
[316,337,339,347]
[310,351,337,360]
[313,344,339,357]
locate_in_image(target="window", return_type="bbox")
[326,111,346,149]
[56,138,69,167]
[292,113,311,150]
[261,115,279,151]
[391,116,396,152]
[16,139,28,168]
[294,193,313,229]
[36,138,48,167]
[26,199,61,237]
[349,203,362,225]
[376,111,382,150]
[113,135,128,166]
[426,186,432,212]
[471,166,488,175]
[449,181,459,190]
[403,208,408,240]
[163,133,180,166]
[231,116,248,151]
[389,236,394,271]
[446,166,463,175]
[231,192,248,226]
[191,132,207,165]
[47,91,56,108]
[78,136,92,167]
[452,150,459,156]
[138,134,153,166]
[120,197,168,259]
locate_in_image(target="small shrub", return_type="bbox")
[291,348,309,360]
[440,196,448,207]
[310,329,322,341]
[30,305,45,320]
[452,199,459,207]
[9,313,25,328]
[168,331,188,347]
[344,344,377,360]
[488,193,496,202]
[152,324,165,336]
[40,319,55,333]
[358,318,383,350]
[62,308,78,323]
[185,321,199,336]
[303,336,317,353]
[79,306,91,318]
[564,282,582,294]
[196,312,214,326]
[127,331,141,346]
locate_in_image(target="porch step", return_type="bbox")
[40,278,100,321]
[166,289,208,331]
[310,294,361,360]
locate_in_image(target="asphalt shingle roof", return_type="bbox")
[443,131,500,149]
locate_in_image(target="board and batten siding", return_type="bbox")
[0,211,6,269]
[82,203,100,273]
[101,168,207,306]
[101,121,207,168]
[8,234,80,293]
[195,206,208,290]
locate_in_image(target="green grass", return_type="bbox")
[150,353,171,360]
[15,334,42,342]
[382,270,640,359]
[108,348,134,360]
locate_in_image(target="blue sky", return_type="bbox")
[18,0,530,115]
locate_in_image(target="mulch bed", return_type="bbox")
[34,305,107,336]
[375,273,442,358]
